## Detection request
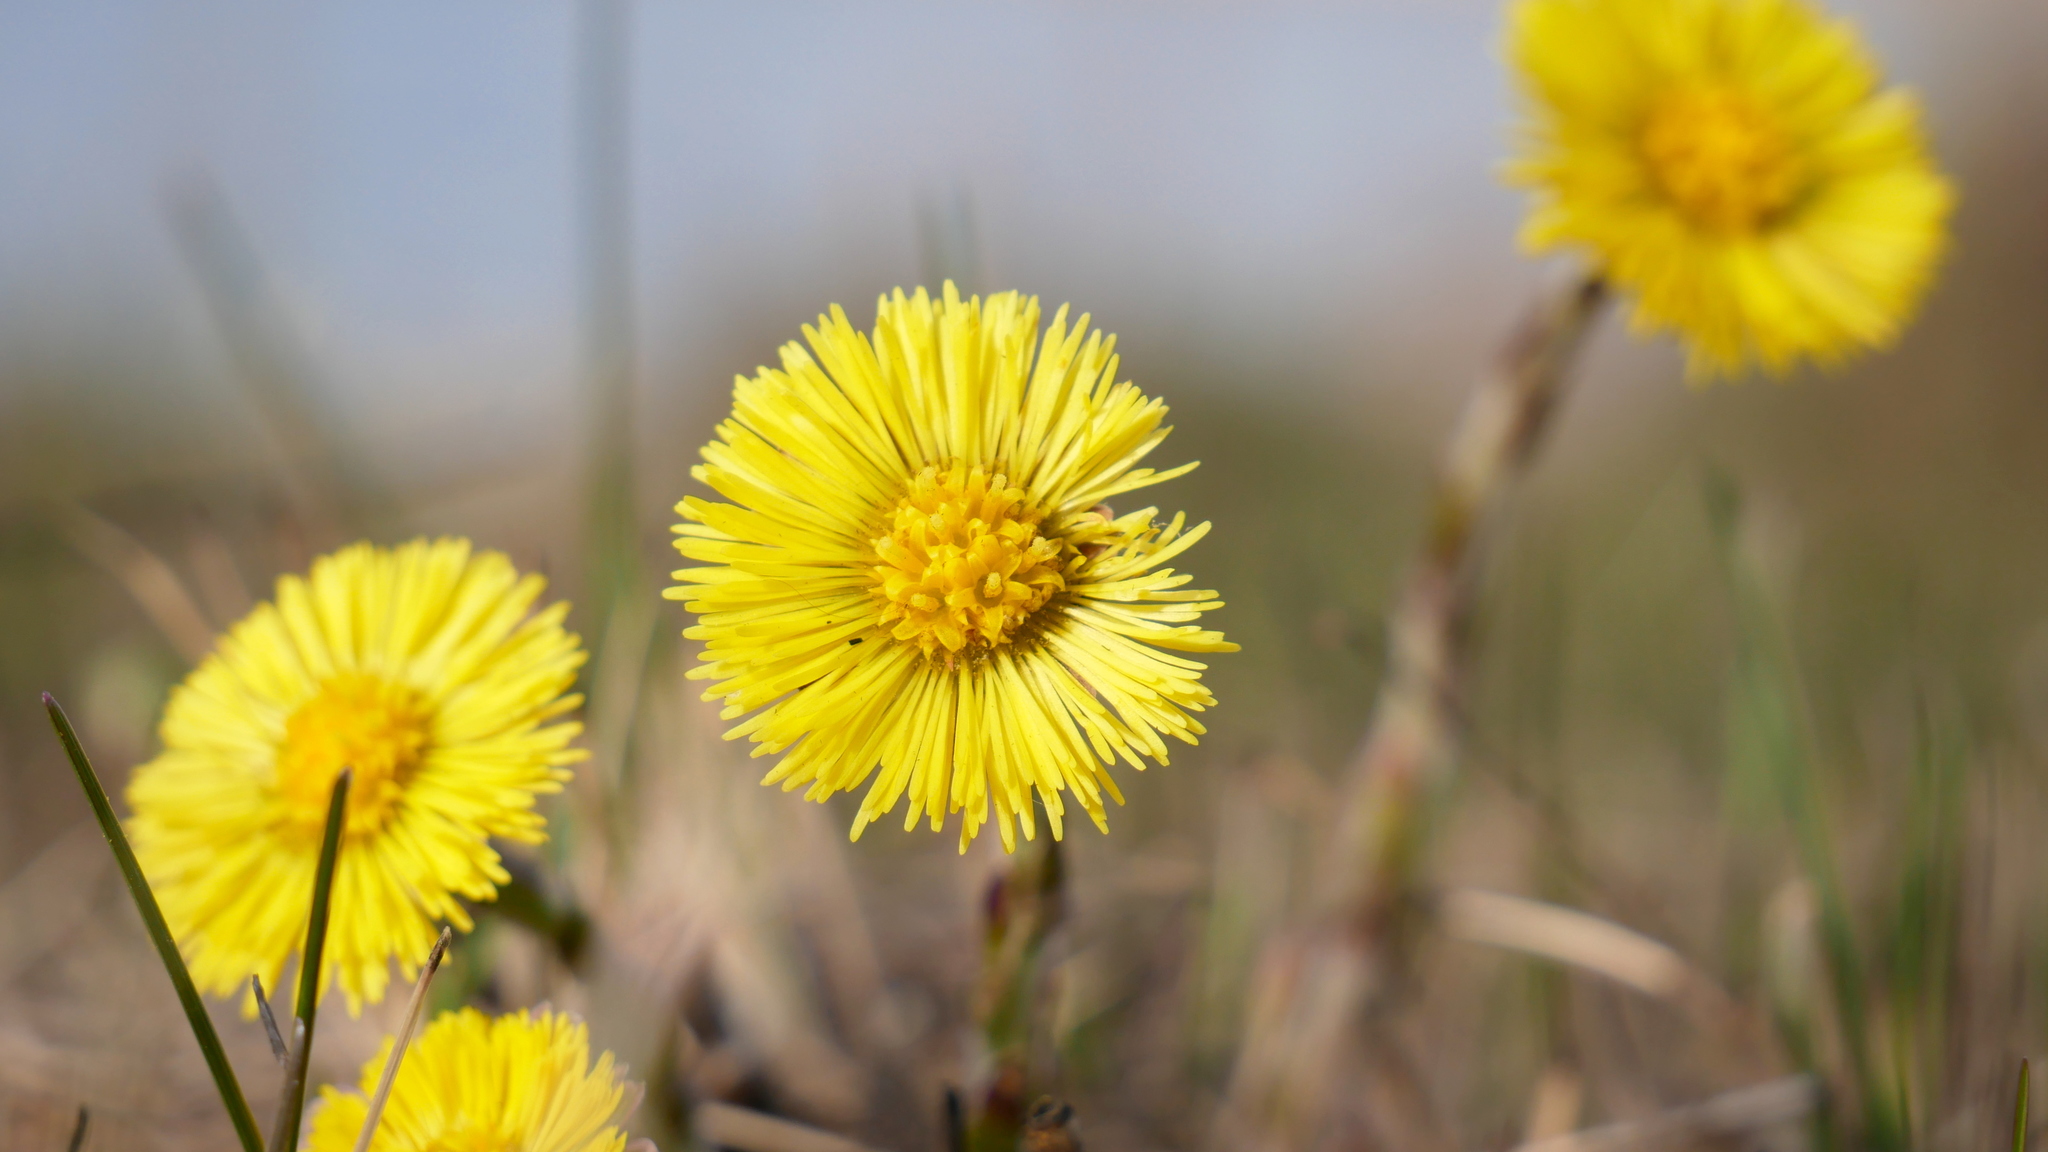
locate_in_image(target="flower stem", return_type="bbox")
[1219,272,1609,1151]
[969,836,1066,1152]
[42,692,266,1152]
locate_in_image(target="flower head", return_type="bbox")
[305,1008,633,1152]
[128,538,587,1013]
[1505,0,1954,377]
[668,284,1237,852]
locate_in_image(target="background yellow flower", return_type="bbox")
[1506,0,1954,376]
[127,538,587,1013]
[670,285,1237,852]
[305,1007,632,1152]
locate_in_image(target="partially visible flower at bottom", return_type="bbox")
[305,1007,634,1152]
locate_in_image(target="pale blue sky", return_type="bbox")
[0,0,2005,491]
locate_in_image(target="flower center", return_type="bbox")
[275,672,429,836]
[1640,85,1803,233]
[872,463,1070,658]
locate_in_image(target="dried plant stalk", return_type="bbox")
[1508,1075,1818,1152]
[694,1101,889,1152]
[1438,888,1695,999]
[1218,273,1608,1152]
[56,503,217,664]
[349,927,452,1152]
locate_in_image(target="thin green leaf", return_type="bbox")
[42,693,264,1152]
[1888,701,1965,1147]
[268,769,350,1152]
[2015,1059,2030,1152]
[1703,478,1904,1152]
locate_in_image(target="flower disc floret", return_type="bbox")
[874,463,1071,658]
[276,673,430,836]
[1640,86,1803,232]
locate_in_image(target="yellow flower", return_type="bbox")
[305,1008,633,1152]
[668,284,1237,852]
[1505,0,1954,377]
[127,539,587,1013]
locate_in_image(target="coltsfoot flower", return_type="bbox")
[128,539,587,1013]
[669,284,1237,852]
[1506,0,1955,377]
[305,1008,633,1152]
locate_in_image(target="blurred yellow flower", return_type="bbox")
[305,1008,632,1152]
[128,539,586,1013]
[669,283,1236,852]
[1506,0,1954,377]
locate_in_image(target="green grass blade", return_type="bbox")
[268,769,350,1152]
[2015,1059,2031,1152]
[1703,479,1903,1152]
[42,693,265,1152]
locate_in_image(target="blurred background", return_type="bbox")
[5,0,2048,1149]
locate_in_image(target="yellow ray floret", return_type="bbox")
[127,538,587,1014]
[1505,0,1955,377]
[668,283,1238,852]
[305,1008,632,1152]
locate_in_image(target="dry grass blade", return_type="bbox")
[0,822,106,989]
[1507,1076,1819,1152]
[1521,1067,1585,1142]
[55,503,216,664]
[570,591,658,896]
[1439,888,1693,1000]
[251,977,288,1066]
[694,1101,890,1152]
[349,926,453,1152]
[162,170,364,537]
